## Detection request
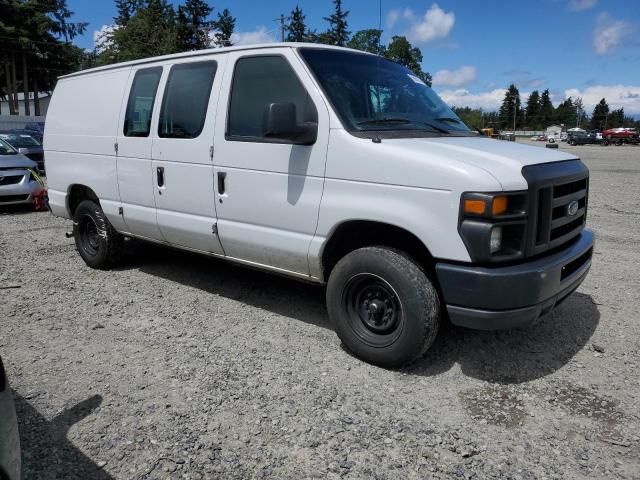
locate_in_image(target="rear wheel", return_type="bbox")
[570,140,577,146]
[327,247,440,368]
[73,200,123,269]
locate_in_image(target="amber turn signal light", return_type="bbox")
[492,196,508,216]
[463,199,486,215]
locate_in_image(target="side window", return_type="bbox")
[158,61,217,139]
[227,56,316,141]
[124,67,162,137]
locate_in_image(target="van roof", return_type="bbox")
[60,43,369,79]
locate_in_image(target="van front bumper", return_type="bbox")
[435,229,594,330]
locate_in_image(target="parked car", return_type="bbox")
[24,121,45,140]
[0,137,41,206]
[0,355,21,480]
[567,132,599,146]
[601,127,639,146]
[0,132,45,172]
[45,43,593,368]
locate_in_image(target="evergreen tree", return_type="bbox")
[525,90,540,129]
[323,0,350,46]
[452,107,484,129]
[498,84,521,130]
[385,36,432,86]
[609,108,624,128]
[347,29,385,55]
[0,0,87,115]
[176,0,213,51]
[287,6,307,42]
[591,98,609,130]
[107,0,177,62]
[554,97,576,126]
[114,0,135,26]
[213,8,235,47]
[538,89,554,127]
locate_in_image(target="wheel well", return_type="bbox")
[321,221,435,279]
[67,185,99,216]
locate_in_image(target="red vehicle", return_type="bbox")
[601,128,639,146]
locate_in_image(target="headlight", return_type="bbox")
[459,191,528,263]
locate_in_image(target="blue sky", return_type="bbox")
[68,0,640,114]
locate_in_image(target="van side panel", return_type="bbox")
[44,68,131,230]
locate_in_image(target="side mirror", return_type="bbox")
[264,102,317,145]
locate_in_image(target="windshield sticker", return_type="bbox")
[407,74,427,86]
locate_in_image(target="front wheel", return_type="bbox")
[570,140,577,146]
[327,247,440,368]
[73,200,124,269]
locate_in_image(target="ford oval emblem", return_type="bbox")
[567,200,579,216]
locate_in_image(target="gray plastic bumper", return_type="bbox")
[435,229,594,330]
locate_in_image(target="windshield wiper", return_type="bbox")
[357,117,413,126]
[357,117,452,134]
[435,117,462,124]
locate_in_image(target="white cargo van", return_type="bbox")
[45,44,593,367]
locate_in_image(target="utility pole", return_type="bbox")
[273,14,287,42]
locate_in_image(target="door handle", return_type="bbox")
[217,172,226,195]
[157,167,165,187]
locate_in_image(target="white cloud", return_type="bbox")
[404,4,455,44]
[568,0,597,11]
[565,85,640,114]
[93,24,117,53]
[432,66,477,87]
[386,9,401,29]
[593,13,631,55]
[437,88,507,111]
[230,27,275,46]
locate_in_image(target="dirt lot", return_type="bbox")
[1,142,639,479]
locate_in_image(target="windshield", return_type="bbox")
[0,138,17,155]
[299,48,471,136]
[0,133,40,148]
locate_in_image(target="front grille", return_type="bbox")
[0,175,23,186]
[523,160,589,257]
[0,194,29,203]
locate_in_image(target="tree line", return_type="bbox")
[454,84,639,132]
[0,0,88,115]
[91,0,432,85]
[0,0,433,116]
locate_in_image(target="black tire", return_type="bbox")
[326,247,440,368]
[601,139,609,146]
[615,139,623,146]
[73,200,124,269]
[570,140,577,146]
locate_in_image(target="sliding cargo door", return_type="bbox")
[116,66,165,241]
[150,58,225,255]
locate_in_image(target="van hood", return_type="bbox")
[0,153,38,170]
[386,136,578,190]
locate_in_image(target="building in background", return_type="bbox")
[0,93,51,117]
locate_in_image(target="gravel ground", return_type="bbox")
[1,141,639,479]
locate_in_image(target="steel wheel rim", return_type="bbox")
[79,214,101,257]
[341,273,404,347]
